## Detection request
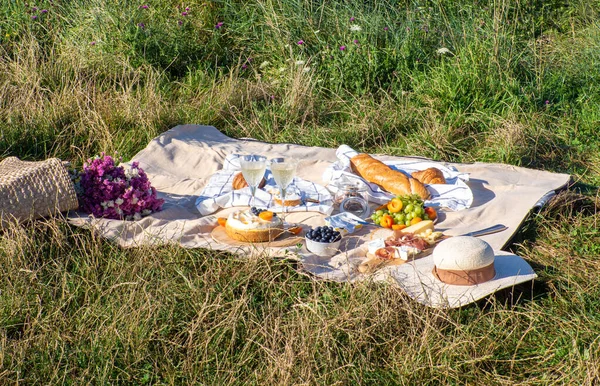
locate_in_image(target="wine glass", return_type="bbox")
[269,157,298,218]
[240,154,267,208]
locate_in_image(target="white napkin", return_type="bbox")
[323,145,473,211]
[196,154,334,216]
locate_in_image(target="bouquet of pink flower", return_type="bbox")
[75,154,164,220]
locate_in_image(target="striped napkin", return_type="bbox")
[322,145,473,211]
[196,154,334,216]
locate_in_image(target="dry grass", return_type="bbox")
[1,0,600,384]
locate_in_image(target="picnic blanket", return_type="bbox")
[67,124,570,307]
[70,124,569,250]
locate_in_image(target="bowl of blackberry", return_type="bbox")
[305,226,342,257]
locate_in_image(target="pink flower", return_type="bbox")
[339,45,346,51]
[297,40,304,45]
[76,154,164,220]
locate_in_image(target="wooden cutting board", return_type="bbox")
[211,226,304,248]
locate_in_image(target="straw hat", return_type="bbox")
[0,157,79,227]
[432,236,496,286]
[390,236,537,309]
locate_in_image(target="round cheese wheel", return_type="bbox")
[433,236,494,271]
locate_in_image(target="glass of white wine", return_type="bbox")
[269,157,299,218]
[240,154,267,208]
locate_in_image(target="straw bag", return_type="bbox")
[0,157,79,227]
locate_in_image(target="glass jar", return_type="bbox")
[340,195,369,218]
[332,177,370,218]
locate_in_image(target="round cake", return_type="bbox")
[225,208,284,243]
[268,187,302,207]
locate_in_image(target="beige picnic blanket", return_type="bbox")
[68,125,570,257]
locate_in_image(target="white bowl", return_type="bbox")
[305,236,342,257]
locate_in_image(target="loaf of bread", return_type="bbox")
[411,167,446,185]
[350,153,430,199]
[232,172,266,190]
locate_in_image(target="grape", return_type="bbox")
[405,204,414,212]
[405,220,411,226]
[414,207,423,215]
[406,212,413,220]
[397,213,405,222]
[376,210,384,216]
[424,214,430,220]
[371,214,377,221]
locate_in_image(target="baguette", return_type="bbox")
[350,153,430,199]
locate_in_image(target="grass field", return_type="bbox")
[1,0,600,384]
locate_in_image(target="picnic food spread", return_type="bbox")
[208,149,515,291]
[349,153,430,199]
[224,207,284,242]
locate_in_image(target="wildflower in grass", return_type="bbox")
[178,20,183,26]
[545,100,550,105]
[31,15,37,20]
[90,41,96,46]
[32,7,38,11]
[303,67,310,73]
[137,22,145,29]
[350,24,362,32]
[139,5,148,9]
[185,7,190,11]
[242,64,247,69]
[436,47,452,55]
[295,60,305,66]
[353,39,359,44]
[339,45,346,51]
[384,27,389,31]
[350,17,355,21]
[41,9,48,14]
[215,21,224,29]
[297,40,304,45]
[181,11,188,16]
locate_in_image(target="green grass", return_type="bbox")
[1,0,600,384]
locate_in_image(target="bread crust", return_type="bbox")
[350,153,430,199]
[232,172,266,190]
[411,167,446,185]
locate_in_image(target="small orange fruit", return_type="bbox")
[258,211,274,221]
[217,217,227,227]
[392,224,407,231]
[410,217,423,225]
[387,198,403,213]
[424,207,437,220]
[380,214,394,229]
[288,226,303,235]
